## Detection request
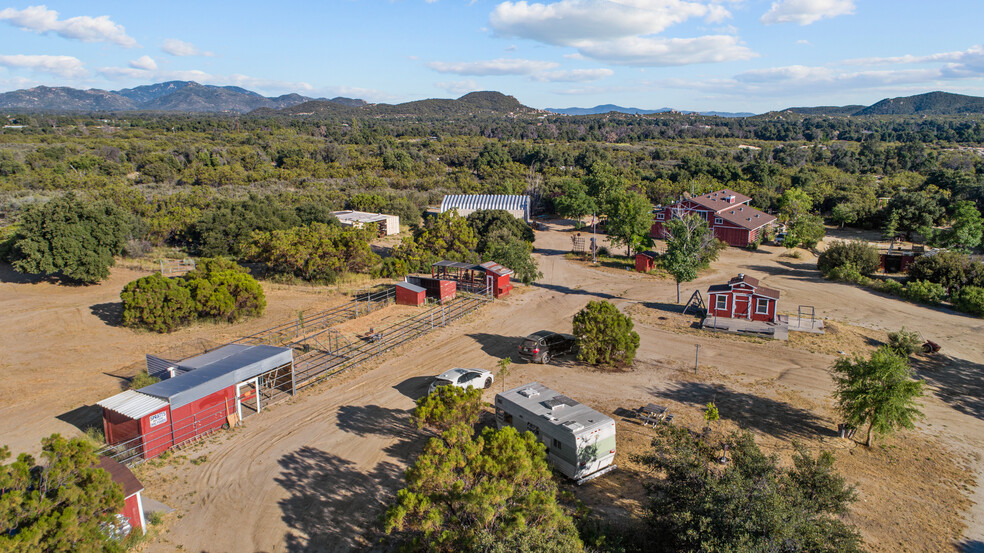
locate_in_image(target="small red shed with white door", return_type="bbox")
[395,281,427,306]
[706,274,779,323]
[479,261,514,298]
[98,344,294,462]
[98,455,147,535]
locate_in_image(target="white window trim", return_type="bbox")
[715,217,724,225]
[755,297,769,315]
[656,212,664,220]
[715,295,727,310]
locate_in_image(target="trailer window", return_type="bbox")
[526,422,540,436]
[552,438,562,450]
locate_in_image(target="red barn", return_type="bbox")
[652,189,776,247]
[478,261,514,298]
[98,456,146,535]
[98,344,294,462]
[406,275,456,303]
[395,281,426,306]
[706,274,779,323]
[635,251,658,273]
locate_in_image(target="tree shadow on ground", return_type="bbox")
[958,540,984,553]
[56,404,102,434]
[912,354,984,421]
[90,301,123,326]
[393,376,432,400]
[0,262,65,284]
[276,446,403,553]
[532,281,619,299]
[647,381,836,441]
[335,404,422,460]
[744,263,822,283]
[466,332,522,358]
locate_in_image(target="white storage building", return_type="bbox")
[439,195,530,223]
[331,211,400,236]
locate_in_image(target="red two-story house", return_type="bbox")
[651,189,776,247]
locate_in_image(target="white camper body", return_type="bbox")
[495,382,616,483]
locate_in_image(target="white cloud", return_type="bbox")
[435,79,481,95]
[161,38,213,57]
[427,58,558,76]
[534,68,614,82]
[96,65,314,93]
[796,39,810,45]
[760,0,854,25]
[129,55,157,71]
[0,54,86,78]
[563,52,586,60]
[577,35,756,66]
[490,0,720,45]
[488,0,752,67]
[0,5,137,47]
[844,45,984,67]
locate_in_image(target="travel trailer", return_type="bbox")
[495,382,616,484]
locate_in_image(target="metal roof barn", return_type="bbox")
[139,344,293,408]
[439,194,530,222]
[98,390,169,420]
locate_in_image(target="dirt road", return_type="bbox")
[3,221,983,552]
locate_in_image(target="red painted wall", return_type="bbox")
[395,285,425,306]
[121,493,143,533]
[103,408,139,446]
[488,273,512,298]
[635,254,655,273]
[138,406,173,460]
[169,387,235,446]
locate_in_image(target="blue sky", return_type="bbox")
[0,1,982,113]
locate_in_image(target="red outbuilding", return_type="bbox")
[651,189,776,247]
[406,275,457,303]
[98,455,147,535]
[479,261,514,298]
[635,251,658,273]
[395,281,427,306]
[706,273,779,323]
[98,344,294,463]
[430,260,514,298]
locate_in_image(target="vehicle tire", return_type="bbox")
[541,352,551,364]
[484,378,492,389]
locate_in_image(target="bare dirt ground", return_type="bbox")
[2,221,984,552]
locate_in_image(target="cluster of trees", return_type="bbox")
[120,258,265,332]
[1,434,131,552]
[243,223,378,283]
[384,385,582,552]
[572,300,640,367]
[819,241,984,317]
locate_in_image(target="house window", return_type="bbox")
[656,213,664,220]
[756,297,769,314]
[715,217,724,225]
[716,295,727,310]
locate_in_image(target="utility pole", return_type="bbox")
[591,212,597,264]
[694,344,699,375]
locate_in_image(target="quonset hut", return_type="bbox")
[98,344,294,463]
[439,194,531,223]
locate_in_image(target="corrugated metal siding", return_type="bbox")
[98,390,170,420]
[440,195,530,221]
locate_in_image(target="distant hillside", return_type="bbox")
[783,105,865,116]
[0,81,324,113]
[269,91,535,118]
[546,104,753,117]
[854,91,984,116]
[0,86,137,111]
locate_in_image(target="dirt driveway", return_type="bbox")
[2,222,983,552]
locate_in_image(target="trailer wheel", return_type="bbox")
[541,352,551,364]
[484,378,492,389]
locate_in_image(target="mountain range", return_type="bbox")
[0,81,366,113]
[1,82,983,118]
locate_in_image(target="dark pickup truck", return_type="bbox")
[518,330,577,364]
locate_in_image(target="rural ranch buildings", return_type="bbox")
[651,189,776,247]
[707,273,779,323]
[440,194,531,223]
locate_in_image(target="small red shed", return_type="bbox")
[98,344,294,462]
[406,276,456,303]
[395,281,426,306]
[98,456,146,535]
[635,251,658,273]
[706,273,779,323]
[479,261,514,298]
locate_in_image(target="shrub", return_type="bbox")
[378,257,408,279]
[902,280,946,304]
[825,262,865,284]
[242,223,380,283]
[887,327,921,355]
[879,279,905,296]
[818,241,880,277]
[572,300,640,367]
[952,286,984,317]
[121,273,197,332]
[907,251,969,292]
[130,370,161,390]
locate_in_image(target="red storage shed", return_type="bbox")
[635,251,658,273]
[98,344,294,463]
[706,274,779,323]
[99,456,147,535]
[479,261,514,298]
[396,281,426,306]
[406,276,456,303]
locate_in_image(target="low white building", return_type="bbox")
[439,194,530,223]
[331,210,400,236]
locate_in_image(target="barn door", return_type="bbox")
[733,295,750,319]
[486,274,494,295]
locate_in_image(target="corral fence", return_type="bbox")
[97,285,491,466]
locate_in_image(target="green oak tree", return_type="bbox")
[662,214,724,303]
[572,300,640,367]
